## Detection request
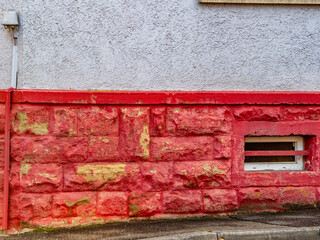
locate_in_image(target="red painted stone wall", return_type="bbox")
[2,91,320,230]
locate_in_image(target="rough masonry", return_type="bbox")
[1,95,320,231]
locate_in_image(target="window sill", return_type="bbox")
[199,0,320,5]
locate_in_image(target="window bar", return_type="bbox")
[245,150,309,156]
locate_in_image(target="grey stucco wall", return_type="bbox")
[0,0,13,89]
[0,0,320,90]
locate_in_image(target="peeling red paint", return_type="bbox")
[129,192,162,217]
[1,89,320,231]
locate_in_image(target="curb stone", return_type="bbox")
[144,227,320,240]
[217,227,320,240]
[143,231,218,240]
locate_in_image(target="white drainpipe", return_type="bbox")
[11,30,18,88]
[2,11,20,89]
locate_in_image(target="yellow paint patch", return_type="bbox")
[89,138,96,146]
[129,204,141,215]
[68,130,75,137]
[64,197,91,217]
[150,169,157,174]
[22,158,31,163]
[64,196,91,208]
[138,126,150,158]
[16,112,49,135]
[71,99,88,104]
[38,173,57,180]
[101,138,110,143]
[161,146,170,151]
[300,189,308,194]
[76,164,127,182]
[122,108,127,119]
[200,163,224,176]
[161,144,183,152]
[20,164,32,178]
[90,95,97,104]
[122,108,145,118]
[30,122,49,135]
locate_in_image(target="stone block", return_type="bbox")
[78,107,118,136]
[234,106,281,121]
[140,162,173,191]
[238,187,279,210]
[239,172,280,187]
[203,189,238,213]
[279,187,317,209]
[59,137,88,162]
[278,172,320,186]
[167,107,229,135]
[163,191,202,213]
[20,194,52,221]
[53,108,77,136]
[129,192,162,217]
[11,136,61,163]
[64,163,142,192]
[88,137,119,161]
[97,192,127,216]
[119,107,150,160]
[151,137,213,161]
[19,163,63,193]
[282,107,320,121]
[11,106,50,135]
[52,192,96,218]
[174,161,231,190]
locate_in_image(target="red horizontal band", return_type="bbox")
[245,150,309,156]
[0,89,320,105]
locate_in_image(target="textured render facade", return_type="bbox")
[1,0,320,90]
[1,0,320,233]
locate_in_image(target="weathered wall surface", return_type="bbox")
[3,90,320,230]
[1,0,320,90]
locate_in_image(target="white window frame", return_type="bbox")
[244,136,304,172]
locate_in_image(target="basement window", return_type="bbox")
[199,0,320,5]
[244,136,308,171]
